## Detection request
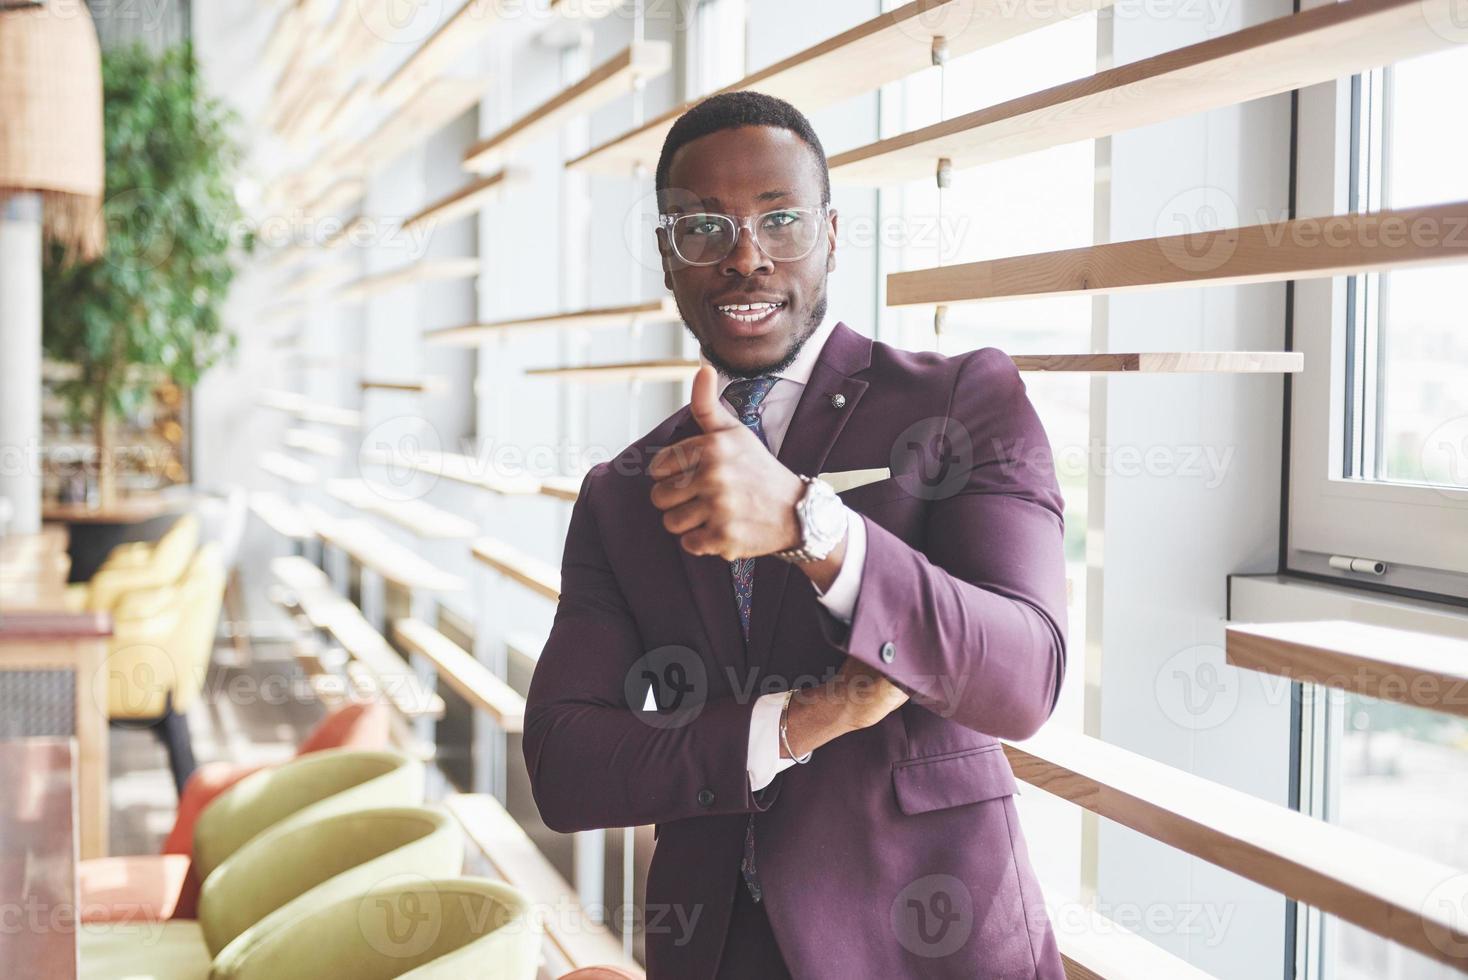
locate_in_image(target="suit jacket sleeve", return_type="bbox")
[817,347,1068,740]
[523,467,779,835]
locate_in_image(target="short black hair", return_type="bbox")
[655,91,830,205]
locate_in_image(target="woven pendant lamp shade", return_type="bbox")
[0,0,105,261]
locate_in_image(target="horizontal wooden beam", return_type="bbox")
[889,201,1468,305]
[337,257,479,302]
[425,297,679,346]
[283,428,343,458]
[1005,728,1468,968]
[471,537,561,601]
[537,475,583,502]
[360,378,444,394]
[392,619,525,732]
[259,451,317,486]
[569,0,1113,175]
[1058,905,1218,980]
[365,449,542,496]
[830,0,1459,186]
[526,353,1302,379]
[325,478,479,541]
[306,503,466,594]
[464,41,671,174]
[248,491,315,541]
[402,170,519,233]
[446,793,635,973]
[294,402,361,429]
[1226,620,1468,719]
[1008,352,1303,373]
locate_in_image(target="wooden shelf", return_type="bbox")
[537,475,583,502]
[446,793,635,975]
[283,427,343,458]
[425,297,679,346]
[525,358,699,382]
[325,478,479,540]
[402,170,518,233]
[829,0,1460,186]
[569,0,1112,175]
[360,378,443,394]
[889,200,1468,306]
[337,257,479,302]
[1004,728,1468,969]
[471,537,561,602]
[306,503,466,594]
[1226,620,1468,719]
[259,451,317,486]
[369,449,542,496]
[272,555,444,720]
[1059,904,1218,980]
[248,491,316,541]
[525,352,1301,379]
[1008,352,1303,374]
[257,388,308,413]
[392,618,525,733]
[294,402,362,429]
[464,41,671,174]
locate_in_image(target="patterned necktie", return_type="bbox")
[720,375,779,904]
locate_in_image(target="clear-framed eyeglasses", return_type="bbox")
[657,205,829,267]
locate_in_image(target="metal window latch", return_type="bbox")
[1328,554,1388,576]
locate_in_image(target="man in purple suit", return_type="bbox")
[524,92,1068,978]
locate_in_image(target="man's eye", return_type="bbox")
[689,219,726,236]
[762,211,801,230]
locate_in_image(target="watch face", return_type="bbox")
[806,485,848,543]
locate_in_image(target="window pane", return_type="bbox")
[1360,48,1468,489]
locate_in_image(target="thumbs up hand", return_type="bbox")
[648,365,806,560]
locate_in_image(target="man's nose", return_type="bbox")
[719,222,774,277]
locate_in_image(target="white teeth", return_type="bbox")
[716,301,784,319]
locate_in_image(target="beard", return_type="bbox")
[680,289,829,381]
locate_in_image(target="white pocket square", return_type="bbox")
[817,467,891,493]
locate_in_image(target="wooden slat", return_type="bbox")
[1058,905,1218,980]
[445,793,635,973]
[315,512,467,594]
[271,556,443,719]
[1007,352,1303,373]
[364,449,542,496]
[1226,620,1468,719]
[360,378,443,394]
[259,451,317,486]
[294,402,362,428]
[464,41,671,173]
[471,537,561,601]
[283,427,343,458]
[525,358,699,382]
[402,171,517,233]
[889,201,1468,306]
[392,618,525,732]
[337,257,480,302]
[526,353,1302,379]
[568,0,1113,175]
[1004,728,1468,969]
[257,388,308,413]
[248,491,315,541]
[425,298,678,346]
[537,475,583,502]
[325,478,479,540]
[830,0,1460,186]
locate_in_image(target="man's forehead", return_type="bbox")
[664,125,823,205]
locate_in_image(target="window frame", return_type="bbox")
[1286,52,1468,602]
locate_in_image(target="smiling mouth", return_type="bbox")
[714,301,786,324]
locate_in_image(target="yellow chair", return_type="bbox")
[65,513,200,613]
[79,806,464,980]
[102,540,226,790]
[212,877,541,980]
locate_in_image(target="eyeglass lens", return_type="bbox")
[669,209,821,265]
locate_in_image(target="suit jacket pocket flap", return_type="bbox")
[892,745,1017,816]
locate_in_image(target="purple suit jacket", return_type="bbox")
[524,322,1069,979]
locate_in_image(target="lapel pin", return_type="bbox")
[830,393,847,409]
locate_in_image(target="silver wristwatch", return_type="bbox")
[771,475,848,564]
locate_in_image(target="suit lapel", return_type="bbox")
[673,322,875,680]
[749,323,873,675]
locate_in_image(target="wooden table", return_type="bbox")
[2,528,113,860]
[0,738,80,980]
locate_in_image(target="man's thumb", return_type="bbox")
[690,364,739,432]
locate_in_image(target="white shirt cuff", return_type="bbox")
[747,691,798,792]
[811,507,865,625]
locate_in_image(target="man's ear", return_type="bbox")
[826,207,839,273]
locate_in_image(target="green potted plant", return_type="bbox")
[42,41,251,509]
